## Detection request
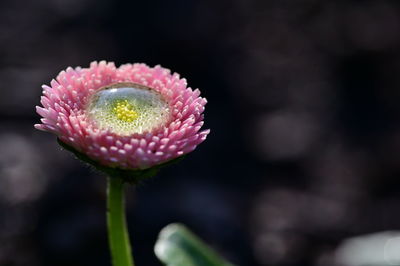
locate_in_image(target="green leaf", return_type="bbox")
[154,223,235,266]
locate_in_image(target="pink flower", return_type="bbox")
[35,61,209,170]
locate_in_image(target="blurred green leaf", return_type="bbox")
[154,223,235,266]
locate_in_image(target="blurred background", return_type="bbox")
[2,0,400,265]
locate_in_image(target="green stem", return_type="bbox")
[107,176,135,266]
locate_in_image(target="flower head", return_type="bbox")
[35,61,209,171]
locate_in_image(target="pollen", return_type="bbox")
[113,100,138,122]
[87,83,171,135]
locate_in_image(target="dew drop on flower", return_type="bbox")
[87,83,170,135]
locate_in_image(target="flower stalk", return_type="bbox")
[107,176,134,266]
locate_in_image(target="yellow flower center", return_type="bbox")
[113,99,138,122]
[87,83,171,135]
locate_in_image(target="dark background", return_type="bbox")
[2,0,400,265]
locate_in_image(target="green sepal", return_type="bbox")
[154,223,235,266]
[57,138,184,184]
